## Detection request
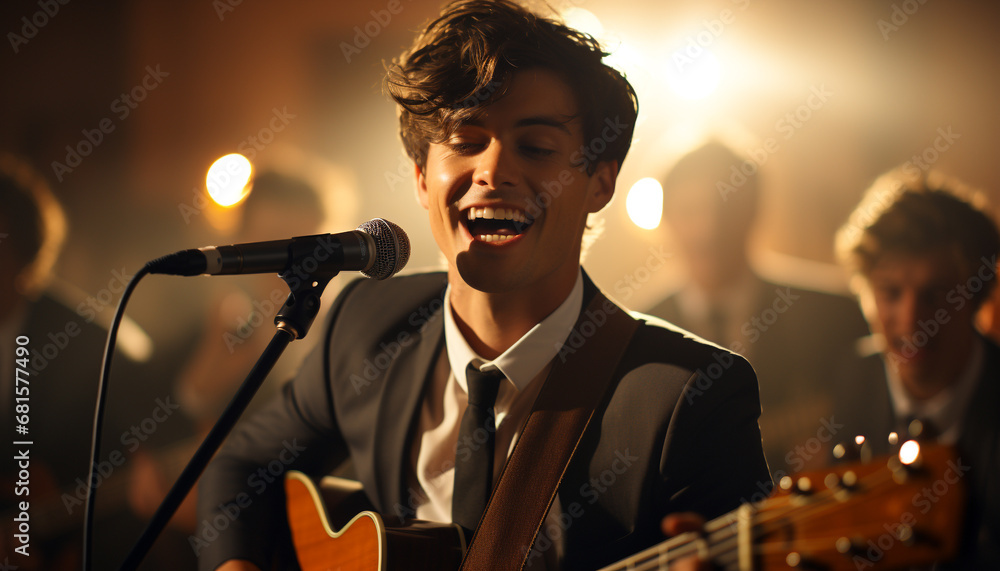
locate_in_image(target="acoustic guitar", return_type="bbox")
[285,441,964,570]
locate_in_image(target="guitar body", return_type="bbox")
[289,442,964,571]
[284,471,465,571]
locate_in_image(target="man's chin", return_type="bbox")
[896,364,949,400]
[454,256,522,294]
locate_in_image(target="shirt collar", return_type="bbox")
[675,270,762,324]
[444,269,584,394]
[885,336,985,444]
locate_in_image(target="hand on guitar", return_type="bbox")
[661,513,711,571]
[216,559,262,571]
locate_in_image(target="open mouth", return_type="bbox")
[463,206,533,243]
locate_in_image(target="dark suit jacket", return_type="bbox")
[833,337,1000,569]
[1,294,194,570]
[198,272,771,570]
[647,279,869,480]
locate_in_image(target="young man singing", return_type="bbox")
[197,2,769,569]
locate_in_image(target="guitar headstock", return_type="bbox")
[735,441,965,570]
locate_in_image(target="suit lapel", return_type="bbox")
[371,303,446,514]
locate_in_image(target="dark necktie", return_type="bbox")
[452,362,504,536]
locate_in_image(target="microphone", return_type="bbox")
[147,218,410,280]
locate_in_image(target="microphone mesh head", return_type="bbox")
[357,218,410,279]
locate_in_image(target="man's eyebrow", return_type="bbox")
[459,115,576,134]
[515,115,575,134]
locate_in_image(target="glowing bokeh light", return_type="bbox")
[561,7,604,39]
[665,47,723,100]
[899,440,921,465]
[626,177,663,230]
[206,153,253,207]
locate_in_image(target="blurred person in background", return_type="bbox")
[833,167,1000,569]
[0,152,190,569]
[646,141,870,481]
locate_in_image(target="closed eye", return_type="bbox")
[520,145,556,158]
[446,141,485,155]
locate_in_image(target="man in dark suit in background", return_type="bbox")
[833,167,1000,569]
[197,1,769,570]
[647,141,869,481]
[0,153,193,569]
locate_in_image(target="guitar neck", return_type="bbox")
[600,442,964,571]
[599,505,753,571]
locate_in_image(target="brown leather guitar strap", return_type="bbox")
[459,291,640,570]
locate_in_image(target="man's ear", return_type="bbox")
[586,160,619,214]
[415,163,429,210]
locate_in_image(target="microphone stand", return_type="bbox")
[118,263,337,570]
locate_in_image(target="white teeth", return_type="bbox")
[479,234,515,243]
[465,207,529,223]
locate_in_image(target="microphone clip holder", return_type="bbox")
[119,259,338,569]
[274,252,338,340]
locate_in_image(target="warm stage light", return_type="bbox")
[561,7,604,39]
[899,440,921,465]
[665,47,723,100]
[206,153,253,207]
[626,177,663,230]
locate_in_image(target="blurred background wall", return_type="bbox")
[4,0,998,328]
[2,0,998,565]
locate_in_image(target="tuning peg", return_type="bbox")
[888,439,927,483]
[779,475,815,496]
[832,435,872,464]
[823,469,859,493]
[785,551,831,570]
[905,418,938,440]
[835,536,865,557]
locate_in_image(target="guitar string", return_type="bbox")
[604,468,900,571]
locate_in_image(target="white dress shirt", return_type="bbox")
[409,269,583,521]
[885,337,984,445]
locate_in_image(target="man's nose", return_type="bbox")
[472,140,518,189]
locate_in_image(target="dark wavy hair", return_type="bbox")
[385,0,638,175]
[837,167,1000,309]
